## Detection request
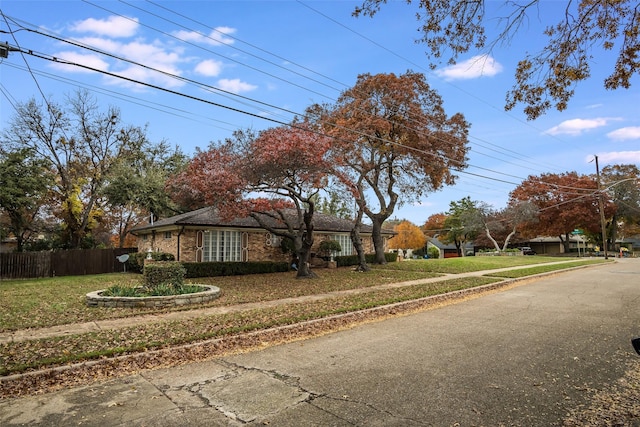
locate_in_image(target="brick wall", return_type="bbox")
[136,228,386,262]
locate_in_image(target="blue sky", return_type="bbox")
[1,0,639,225]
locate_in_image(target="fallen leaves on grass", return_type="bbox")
[0,269,438,332]
[0,276,500,397]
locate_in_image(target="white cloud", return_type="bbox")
[593,151,640,164]
[71,16,139,38]
[48,51,110,73]
[544,117,614,136]
[194,59,223,77]
[434,55,503,81]
[217,78,257,94]
[607,126,640,141]
[60,38,186,89]
[173,26,236,46]
[73,37,121,53]
[119,41,183,74]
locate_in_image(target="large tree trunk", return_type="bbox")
[295,208,317,279]
[560,233,571,253]
[485,227,501,252]
[296,241,315,278]
[351,208,370,272]
[501,227,518,251]
[371,219,387,264]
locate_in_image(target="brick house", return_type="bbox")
[131,207,392,264]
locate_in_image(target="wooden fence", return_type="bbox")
[0,248,137,280]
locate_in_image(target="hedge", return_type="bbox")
[126,251,175,273]
[335,252,397,267]
[182,261,289,278]
[143,261,186,289]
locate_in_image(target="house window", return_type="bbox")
[202,230,246,262]
[331,234,353,256]
[164,231,172,239]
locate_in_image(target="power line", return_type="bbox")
[91,0,564,178]
[2,61,240,135]
[0,7,597,196]
[297,0,595,161]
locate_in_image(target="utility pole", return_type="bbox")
[594,155,608,259]
[0,42,19,58]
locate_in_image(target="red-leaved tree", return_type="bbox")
[308,71,469,264]
[509,172,616,252]
[169,124,334,278]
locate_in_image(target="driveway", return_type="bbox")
[1,259,639,426]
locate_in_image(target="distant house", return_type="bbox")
[523,236,593,255]
[616,236,640,255]
[426,237,474,258]
[130,206,393,264]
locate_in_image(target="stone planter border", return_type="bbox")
[86,285,221,308]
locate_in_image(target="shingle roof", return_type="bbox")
[427,237,473,250]
[131,207,393,235]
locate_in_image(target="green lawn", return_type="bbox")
[482,259,608,278]
[376,255,586,273]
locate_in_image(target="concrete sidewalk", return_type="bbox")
[0,259,589,344]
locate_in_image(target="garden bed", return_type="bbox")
[86,285,220,308]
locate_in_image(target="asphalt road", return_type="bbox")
[1,259,639,426]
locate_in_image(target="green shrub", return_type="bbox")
[182,261,289,278]
[148,283,179,296]
[126,251,175,273]
[318,240,342,258]
[335,252,397,267]
[280,237,295,254]
[143,261,185,292]
[101,285,143,297]
[428,247,440,259]
[102,283,206,297]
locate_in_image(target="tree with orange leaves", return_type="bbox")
[422,213,448,239]
[389,220,427,252]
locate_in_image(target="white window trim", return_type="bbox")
[331,234,353,256]
[198,229,248,262]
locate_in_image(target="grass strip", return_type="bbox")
[374,256,569,273]
[0,276,497,376]
[483,259,610,278]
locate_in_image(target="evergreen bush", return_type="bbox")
[143,261,185,292]
[126,251,175,273]
[182,261,289,278]
[428,246,440,259]
[318,240,342,258]
[335,252,397,267]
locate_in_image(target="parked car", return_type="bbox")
[518,246,536,255]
